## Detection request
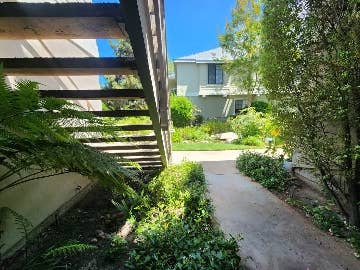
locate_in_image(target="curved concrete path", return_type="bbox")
[172,151,360,270]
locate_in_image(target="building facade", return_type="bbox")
[174,47,265,119]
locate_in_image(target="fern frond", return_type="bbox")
[0,207,32,238]
[43,243,97,258]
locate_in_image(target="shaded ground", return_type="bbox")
[172,151,360,270]
[2,186,128,270]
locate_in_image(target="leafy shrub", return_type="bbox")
[251,101,271,113]
[125,162,242,269]
[192,114,204,126]
[172,126,211,143]
[170,96,195,127]
[286,199,360,257]
[236,152,289,191]
[201,120,232,135]
[240,136,264,146]
[229,108,265,138]
[105,235,128,261]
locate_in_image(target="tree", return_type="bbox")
[103,39,145,111]
[219,0,263,104]
[261,0,360,226]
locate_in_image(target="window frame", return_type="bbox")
[234,99,245,114]
[208,63,224,85]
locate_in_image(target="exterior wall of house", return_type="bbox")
[0,0,101,257]
[189,95,265,119]
[176,61,265,119]
[176,62,239,97]
[176,62,200,96]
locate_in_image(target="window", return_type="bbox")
[235,100,245,114]
[208,64,223,84]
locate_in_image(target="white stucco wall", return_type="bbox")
[176,62,239,97]
[0,0,103,257]
[175,61,266,119]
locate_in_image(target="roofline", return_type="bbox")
[174,59,225,64]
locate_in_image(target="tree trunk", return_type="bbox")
[348,179,360,226]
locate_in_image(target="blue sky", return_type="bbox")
[92,0,235,84]
[165,0,234,59]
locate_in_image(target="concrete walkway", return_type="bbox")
[172,151,360,270]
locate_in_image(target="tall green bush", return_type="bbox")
[170,96,194,127]
[229,108,264,138]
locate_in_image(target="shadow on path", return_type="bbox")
[172,151,360,270]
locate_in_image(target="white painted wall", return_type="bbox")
[175,61,266,118]
[0,0,103,257]
[175,62,240,97]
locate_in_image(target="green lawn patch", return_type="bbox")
[172,142,262,151]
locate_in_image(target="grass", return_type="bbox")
[172,142,263,151]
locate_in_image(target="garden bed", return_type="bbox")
[2,162,243,269]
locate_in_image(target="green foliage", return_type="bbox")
[43,242,97,258]
[229,107,264,138]
[0,207,32,240]
[192,114,204,126]
[261,0,360,225]
[240,136,263,146]
[0,72,137,194]
[172,126,211,143]
[236,152,289,190]
[104,39,143,111]
[122,162,242,269]
[105,235,128,261]
[286,199,360,257]
[251,101,270,113]
[170,96,195,127]
[201,120,232,135]
[23,241,97,270]
[220,0,263,103]
[172,142,261,151]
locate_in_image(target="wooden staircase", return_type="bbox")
[0,0,171,172]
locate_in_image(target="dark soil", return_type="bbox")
[1,185,129,270]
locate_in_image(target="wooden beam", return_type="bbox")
[77,135,156,143]
[92,110,149,117]
[0,3,125,39]
[108,151,160,157]
[39,90,145,100]
[123,164,162,169]
[68,124,153,132]
[93,144,158,151]
[117,157,161,162]
[122,0,168,166]
[138,166,162,170]
[0,18,125,39]
[0,57,137,76]
[0,3,123,18]
[118,161,163,166]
